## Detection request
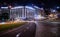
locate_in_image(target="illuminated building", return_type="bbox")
[1,6,36,20]
[1,6,45,21]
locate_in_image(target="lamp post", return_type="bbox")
[8,5,12,21]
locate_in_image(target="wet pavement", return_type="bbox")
[0,21,59,37]
[35,21,58,37]
[0,22,36,37]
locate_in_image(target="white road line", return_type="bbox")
[16,33,21,37]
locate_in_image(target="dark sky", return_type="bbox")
[0,0,60,8]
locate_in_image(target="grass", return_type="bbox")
[0,21,26,32]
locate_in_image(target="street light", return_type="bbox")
[8,5,12,21]
[57,6,60,9]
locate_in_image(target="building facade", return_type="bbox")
[1,6,37,20]
[0,6,45,21]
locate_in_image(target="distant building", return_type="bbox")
[1,6,45,21]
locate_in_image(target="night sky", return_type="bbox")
[0,0,60,8]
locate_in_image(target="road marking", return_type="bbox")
[16,33,21,37]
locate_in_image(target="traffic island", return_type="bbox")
[0,21,26,32]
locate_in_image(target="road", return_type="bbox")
[35,21,57,37]
[0,21,58,37]
[0,22,36,37]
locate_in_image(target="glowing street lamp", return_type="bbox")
[8,5,12,9]
[57,6,60,9]
[52,10,56,12]
[8,5,13,21]
[51,9,57,13]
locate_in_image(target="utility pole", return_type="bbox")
[8,5,12,21]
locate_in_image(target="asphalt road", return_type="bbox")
[35,21,57,37]
[0,22,36,37]
[0,21,58,37]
